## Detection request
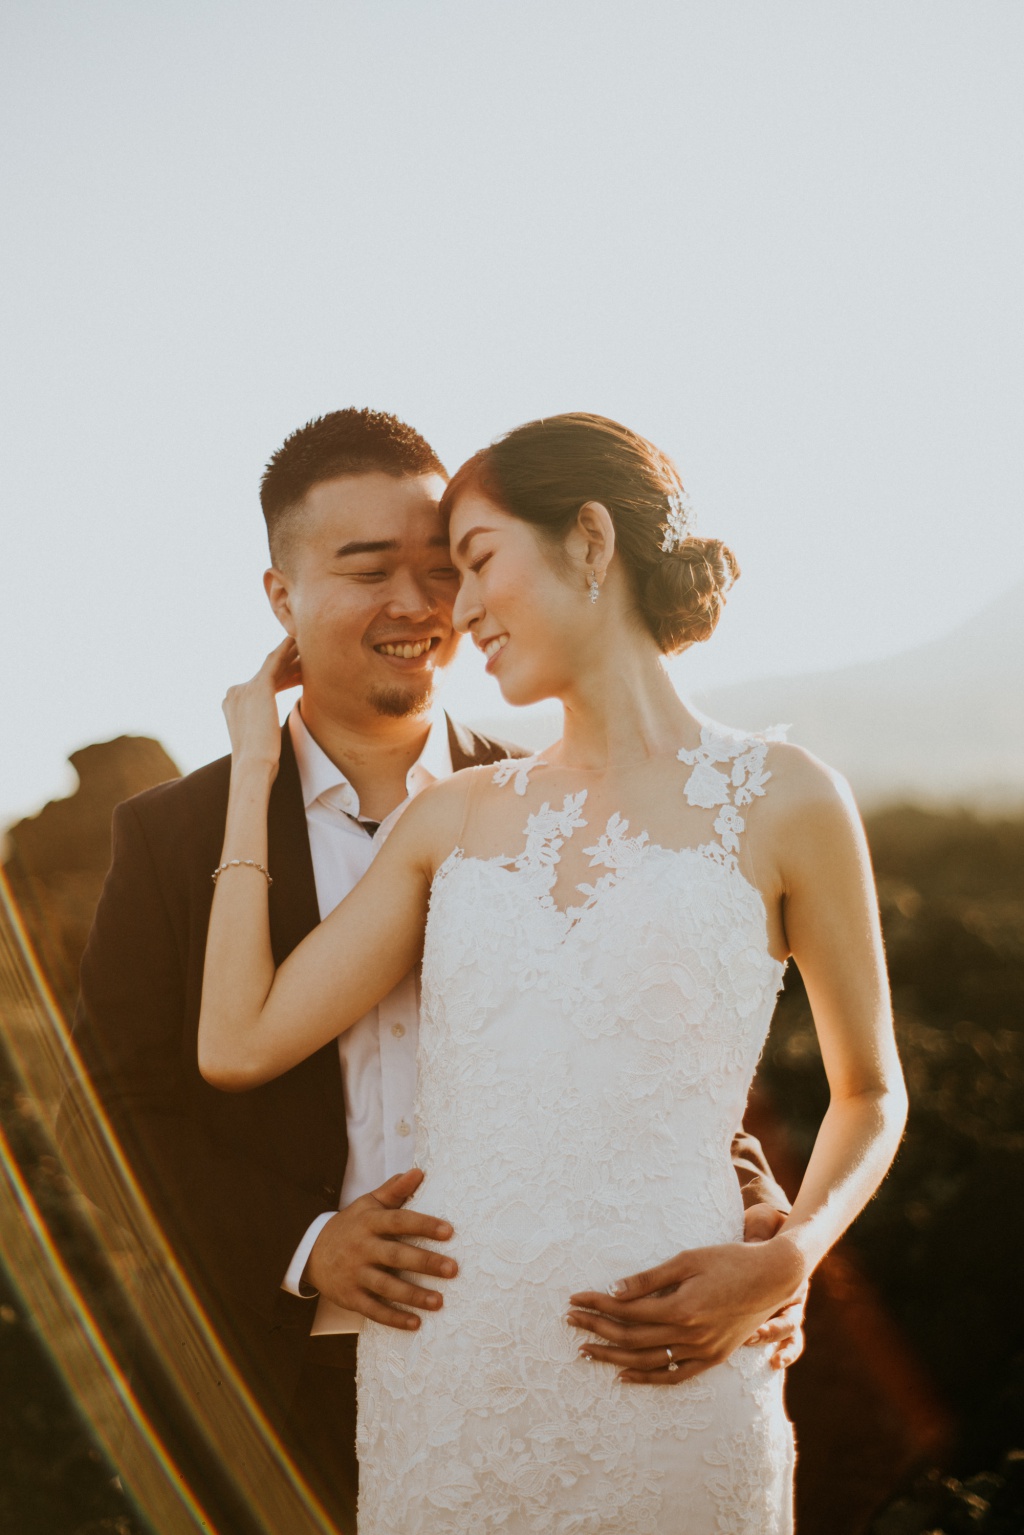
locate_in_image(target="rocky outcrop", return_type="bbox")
[3,736,179,1017]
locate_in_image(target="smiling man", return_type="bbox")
[62,408,790,1527]
[261,424,463,822]
[62,410,524,1525]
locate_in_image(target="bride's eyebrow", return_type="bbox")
[453,525,494,558]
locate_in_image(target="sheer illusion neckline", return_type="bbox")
[433,725,785,956]
[460,830,764,929]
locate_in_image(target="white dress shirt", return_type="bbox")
[281,702,453,1333]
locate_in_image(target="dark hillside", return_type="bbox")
[756,805,1024,1522]
[3,762,1023,1532]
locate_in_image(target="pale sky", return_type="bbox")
[2,3,1022,826]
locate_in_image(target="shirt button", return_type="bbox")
[396,1119,412,1137]
[391,1023,406,1038]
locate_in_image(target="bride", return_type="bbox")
[198,413,906,1533]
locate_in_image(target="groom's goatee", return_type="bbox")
[369,684,435,720]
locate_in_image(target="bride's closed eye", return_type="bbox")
[470,553,492,574]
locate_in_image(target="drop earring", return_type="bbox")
[588,571,600,604]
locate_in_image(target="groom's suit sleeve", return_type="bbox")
[61,794,331,1324]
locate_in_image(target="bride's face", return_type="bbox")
[449,491,593,706]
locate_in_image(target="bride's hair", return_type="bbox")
[440,413,738,654]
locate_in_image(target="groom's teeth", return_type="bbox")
[377,640,432,658]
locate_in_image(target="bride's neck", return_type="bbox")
[555,642,695,771]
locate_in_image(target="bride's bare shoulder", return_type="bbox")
[761,738,853,807]
[755,738,866,868]
[386,764,506,865]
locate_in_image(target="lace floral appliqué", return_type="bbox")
[492,754,547,796]
[678,726,777,858]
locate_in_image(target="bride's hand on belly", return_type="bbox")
[565,1234,806,1385]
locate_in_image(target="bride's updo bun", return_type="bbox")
[640,536,740,651]
[439,412,738,654]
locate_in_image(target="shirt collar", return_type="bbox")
[288,701,453,820]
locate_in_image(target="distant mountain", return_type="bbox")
[694,579,1024,808]
[470,581,1024,808]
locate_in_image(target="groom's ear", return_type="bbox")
[264,566,297,638]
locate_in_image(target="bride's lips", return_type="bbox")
[479,633,509,675]
[371,636,443,672]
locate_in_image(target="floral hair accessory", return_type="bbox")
[659,489,697,554]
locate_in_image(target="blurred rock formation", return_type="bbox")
[3,736,179,1019]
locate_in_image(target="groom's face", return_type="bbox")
[265,470,460,724]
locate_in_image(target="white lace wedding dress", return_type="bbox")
[356,728,795,1533]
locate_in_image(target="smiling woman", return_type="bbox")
[441,414,738,713]
[443,410,739,665]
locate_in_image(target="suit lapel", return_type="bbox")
[267,724,320,961]
[446,714,529,770]
[267,721,345,1123]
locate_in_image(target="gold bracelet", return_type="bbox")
[211,859,273,887]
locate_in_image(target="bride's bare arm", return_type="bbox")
[197,642,461,1092]
[758,749,907,1271]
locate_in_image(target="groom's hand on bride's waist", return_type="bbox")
[304,1168,458,1329]
[565,1219,807,1386]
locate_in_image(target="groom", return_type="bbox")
[62,408,796,1527]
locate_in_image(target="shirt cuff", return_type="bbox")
[281,1211,337,1297]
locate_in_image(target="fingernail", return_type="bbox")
[406,1316,419,1329]
[565,1314,580,1328]
[438,1224,453,1239]
[608,1280,627,1297]
[440,1261,456,1277]
[578,1349,592,1361]
[428,1295,442,1308]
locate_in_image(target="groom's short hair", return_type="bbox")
[260,408,447,566]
